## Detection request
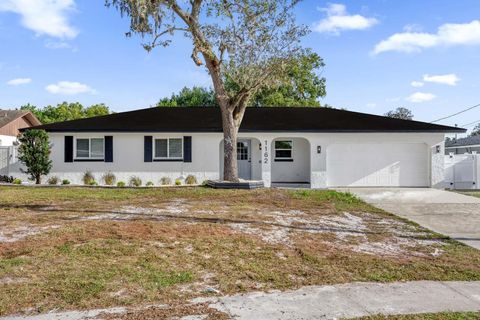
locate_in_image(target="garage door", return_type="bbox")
[327,143,429,187]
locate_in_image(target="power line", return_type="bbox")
[461,119,480,128]
[431,103,480,123]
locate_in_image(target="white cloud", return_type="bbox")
[0,0,78,39]
[6,78,31,86]
[373,20,480,54]
[45,81,95,95]
[313,3,378,35]
[411,81,424,87]
[423,74,460,86]
[406,92,436,103]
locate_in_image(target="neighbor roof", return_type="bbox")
[28,107,465,133]
[445,135,480,148]
[0,109,41,128]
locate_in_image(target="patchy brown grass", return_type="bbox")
[0,186,480,316]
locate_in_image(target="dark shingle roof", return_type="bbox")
[28,107,465,133]
[445,135,480,148]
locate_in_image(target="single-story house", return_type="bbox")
[22,107,464,188]
[0,109,41,146]
[445,135,480,155]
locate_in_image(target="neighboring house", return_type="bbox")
[20,107,463,188]
[0,110,41,146]
[445,136,480,155]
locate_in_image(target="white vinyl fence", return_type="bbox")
[445,154,480,189]
[0,146,18,176]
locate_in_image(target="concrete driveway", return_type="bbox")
[338,188,480,250]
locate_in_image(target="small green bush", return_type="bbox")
[117,181,126,187]
[62,179,70,185]
[82,171,95,185]
[185,175,197,185]
[88,180,98,186]
[146,181,154,187]
[129,176,142,187]
[47,176,59,185]
[160,177,172,185]
[175,178,182,186]
[102,171,116,186]
[13,178,22,185]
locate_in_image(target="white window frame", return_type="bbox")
[274,140,293,160]
[153,137,184,160]
[74,137,105,160]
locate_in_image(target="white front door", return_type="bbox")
[237,140,251,180]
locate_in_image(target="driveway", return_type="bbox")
[338,188,480,250]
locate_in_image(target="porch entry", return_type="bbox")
[237,139,251,180]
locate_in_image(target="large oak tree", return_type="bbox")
[107,0,310,181]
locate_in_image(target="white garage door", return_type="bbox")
[327,143,429,187]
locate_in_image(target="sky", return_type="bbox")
[0,0,479,136]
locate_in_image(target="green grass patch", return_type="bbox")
[352,311,480,320]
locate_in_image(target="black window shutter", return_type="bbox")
[105,136,113,162]
[64,136,73,163]
[144,136,153,162]
[183,136,192,162]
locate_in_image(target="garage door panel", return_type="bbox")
[327,143,429,187]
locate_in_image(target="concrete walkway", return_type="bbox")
[3,281,480,320]
[339,188,480,250]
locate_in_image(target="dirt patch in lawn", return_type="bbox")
[0,186,479,316]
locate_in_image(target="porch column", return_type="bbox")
[431,142,445,188]
[260,138,271,187]
[310,138,327,189]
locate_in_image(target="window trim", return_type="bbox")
[74,137,105,161]
[153,137,184,160]
[274,140,293,161]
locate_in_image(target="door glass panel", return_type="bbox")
[237,142,248,160]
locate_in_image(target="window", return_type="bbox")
[75,138,104,159]
[237,142,248,160]
[154,138,183,159]
[275,140,292,160]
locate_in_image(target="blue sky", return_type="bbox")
[0,0,479,135]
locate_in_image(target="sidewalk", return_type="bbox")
[2,281,480,320]
[211,281,480,319]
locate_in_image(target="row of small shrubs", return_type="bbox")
[11,172,199,187]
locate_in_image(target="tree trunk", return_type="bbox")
[35,175,41,185]
[222,109,239,182]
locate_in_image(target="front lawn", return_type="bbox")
[458,191,480,199]
[1,186,480,316]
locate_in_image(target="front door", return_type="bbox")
[237,140,251,180]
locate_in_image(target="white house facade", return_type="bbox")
[15,107,463,188]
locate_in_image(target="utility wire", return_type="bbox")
[431,103,480,123]
[461,119,480,128]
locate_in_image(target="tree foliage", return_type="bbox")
[384,107,414,120]
[17,129,52,184]
[157,87,217,107]
[20,102,111,124]
[157,51,326,107]
[470,123,480,136]
[107,0,312,181]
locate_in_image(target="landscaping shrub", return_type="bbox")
[82,171,95,185]
[102,171,116,186]
[47,176,59,185]
[175,178,182,186]
[146,181,154,187]
[185,175,197,185]
[117,181,126,187]
[0,175,14,183]
[89,181,98,186]
[160,177,172,185]
[13,178,22,185]
[129,176,142,187]
[62,179,70,185]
